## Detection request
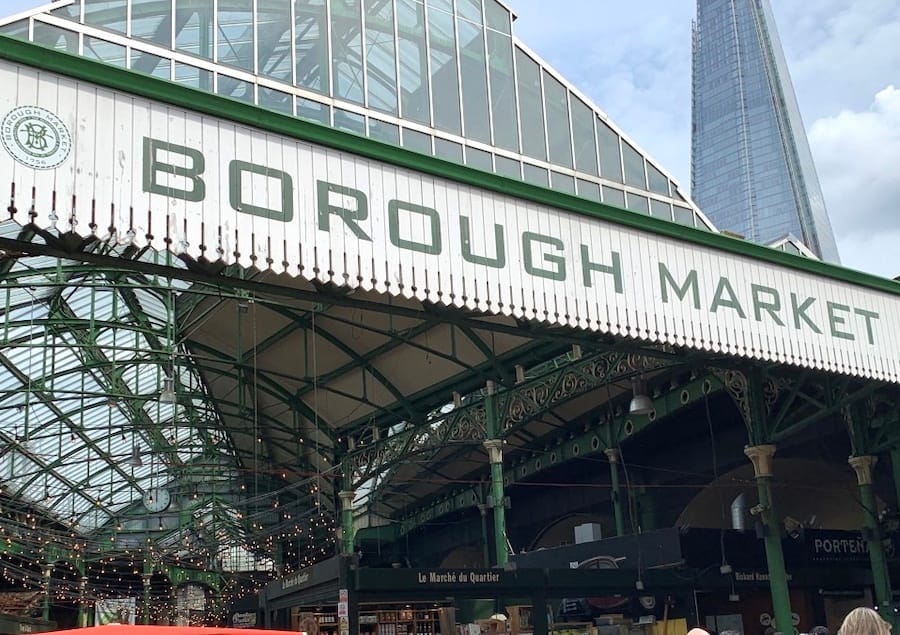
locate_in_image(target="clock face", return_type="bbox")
[143,488,171,512]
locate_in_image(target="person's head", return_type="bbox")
[840,607,891,635]
[687,628,710,635]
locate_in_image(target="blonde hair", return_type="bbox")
[839,608,890,635]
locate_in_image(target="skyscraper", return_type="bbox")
[691,0,840,263]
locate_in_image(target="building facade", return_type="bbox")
[690,0,841,263]
[0,0,713,232]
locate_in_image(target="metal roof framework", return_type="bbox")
[0,220,682,569]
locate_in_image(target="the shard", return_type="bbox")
[691,0,841,262]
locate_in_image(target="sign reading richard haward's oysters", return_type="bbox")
[1,57,897,382]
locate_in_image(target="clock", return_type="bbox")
[142,488,171,512]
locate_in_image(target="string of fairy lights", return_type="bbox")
[0,257,348,622]
[0,478,339,623]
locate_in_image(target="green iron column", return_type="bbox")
[478,503,491,568]
[171,584,178,626]
[484,380,508,568]
[745,444,793,635]
[849,455,894,624]
[142,572,152,624]
[78,574,89,627]
[604,448,625,536]
[42,565,51,621]
[339,490,356,556]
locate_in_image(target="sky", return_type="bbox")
[2,0,899,279]
[505,0,900,279]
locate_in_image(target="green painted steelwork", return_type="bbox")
[606,449,625,537]
[346,348,682,490]
[167,565,222,590]
[859,477,893,624]
[354,375,723,541]
[42,568,50,620]
[892,449,900,518]
[75,560,88,627]
[340,458,355,556]
[478,502,490,568]
[846,407,896,626]
[484,382,507,568]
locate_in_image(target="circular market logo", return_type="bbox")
[1,105,72,170]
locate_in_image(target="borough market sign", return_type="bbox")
[0,55,898,382]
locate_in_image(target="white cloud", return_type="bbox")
[508,0,900,278]
[776,0,900,121]
[809,86,900,277]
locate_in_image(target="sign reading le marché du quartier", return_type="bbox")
[0,58,898,381]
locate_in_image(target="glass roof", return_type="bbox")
[0,221,237,538]
[0,0,715,231]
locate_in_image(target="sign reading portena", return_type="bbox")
[1,105,71,170]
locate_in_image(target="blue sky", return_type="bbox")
[507,0,900,279]
[2,0,899,278]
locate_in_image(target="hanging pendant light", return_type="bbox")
[127,445,143,467]
[628,376,653,415]
[159,377,176,404]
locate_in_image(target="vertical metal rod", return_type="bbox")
[79,572,90,627]
[639,486,656,532]
[890,448,900,517]
[484,381,507,568]
[339,490,355,556]
[861,481,893,622]
[605,448,625,536]
[143,573,151,624]
[479,504,491,568]
[42,566,51,621]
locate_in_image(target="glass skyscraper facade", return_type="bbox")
[691,0,841,263]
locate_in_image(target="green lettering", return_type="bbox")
[228,160,293,221]
[388,200,442,255]
[854,308,879,345]
[751,285,784,326]
[523,232,565,281]
[658,264,699,309]
[581,245,622,293]
[827,301,854,340]
[790,293,822,334]
[460,216,505,268]
[709,277,746,318]
[316,181,372,241]
[142,137,205,201]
